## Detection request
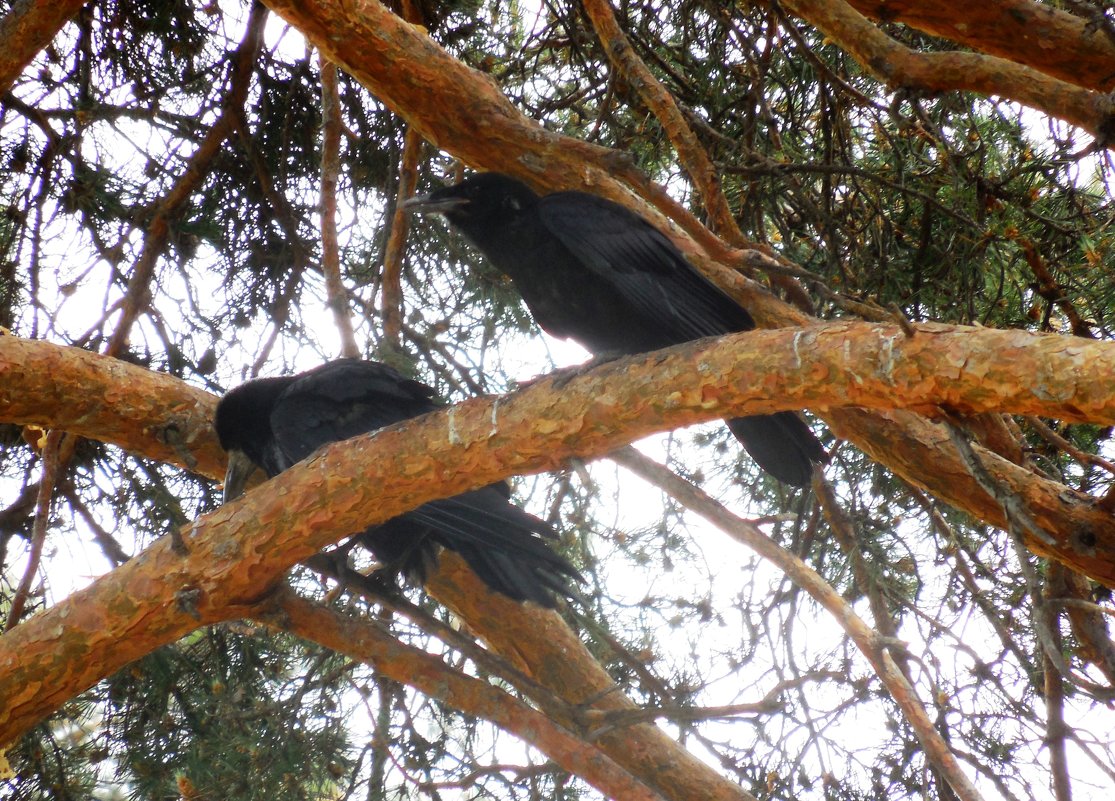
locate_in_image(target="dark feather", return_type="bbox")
[215,359,579,606]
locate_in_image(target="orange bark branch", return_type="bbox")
[0,0,87,95]
[3,325,1115,794]
[848,0,1115,92]
[257,589,668,801]
[0,334,226,478]
[3,430,63,631]
[780,0,1115,144]
[4,321,1115,584]
[381,127,422,349]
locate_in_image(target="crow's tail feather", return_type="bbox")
[726,412,827,487]
[357,488,581,607]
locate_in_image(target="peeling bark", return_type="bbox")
[3,324,1115,750]
[259,590,671,801]
[849,0,1115,92]
[0,0,88,95]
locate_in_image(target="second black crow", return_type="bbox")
[214,359,579,606]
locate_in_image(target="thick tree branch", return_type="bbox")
[255,589,669,801]
[848,0,1115,92]
[3,323,1115,583]
[3,325,1115,791]
[0,0,87,95]
[0,334,226,478]
[780,0,1115,144]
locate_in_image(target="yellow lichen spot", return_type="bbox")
[0,749,14,780]
[24,425,48,450]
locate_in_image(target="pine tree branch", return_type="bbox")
[0,0,88,95]
[381,127,422,350]
[255,588,670,801]
[3,324,1115,792]
[318,56,360,359]
[847,0,1115,92]
[779,0,1115,144]
[3,322,1115,583]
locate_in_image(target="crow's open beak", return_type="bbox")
[222,449,259,503]
[401,193,469,214]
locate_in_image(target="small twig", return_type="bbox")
[608,446,987,801]
[319,55,360,359]
[5,430,64,631]
[1017,238,1094,338]
[1026,415,1115,477]
[1048,597,1115,619]
[381,128,423,350]
[887,302,917,337]
[738,249,894,321]
[62,486,131,566]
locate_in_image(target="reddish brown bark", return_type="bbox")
[849,0,1115,91]
[4,323,1115,586]
[780,0,1115,143]
[261,590,669,801]
[0,0,88,95]
[3,326,1115,792]
[381,127,422,349]
[319,56,360,359]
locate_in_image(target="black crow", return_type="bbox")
[404,172,826,486]
[214,359,579,606]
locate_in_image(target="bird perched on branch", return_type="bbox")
[214,359,579,606]
[404,172,826,486]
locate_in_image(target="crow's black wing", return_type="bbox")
[382,488,580,606]
[358,489,579,607]
[538,192,755,340]
[268,359,440,468]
